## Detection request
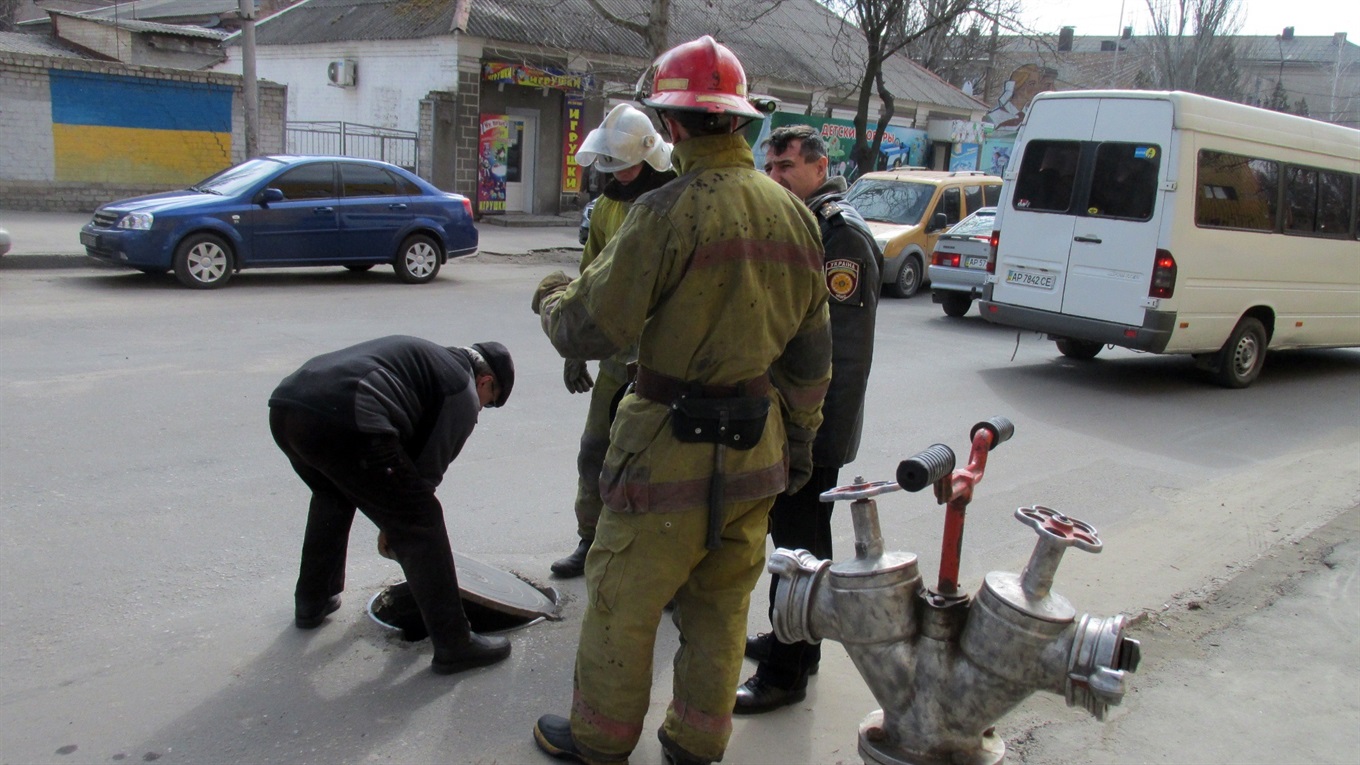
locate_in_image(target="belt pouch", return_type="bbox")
[669,395,769,450]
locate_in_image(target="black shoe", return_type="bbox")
[550,539,591,578]
[431,632,511,675]
[294,595,341,629]
[733,674,807,715]
[533,714,586,762]
[744,632,773,662]
[657,728,712,765]
[743,632,819,675]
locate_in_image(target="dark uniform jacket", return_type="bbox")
[268,335,481,488]
[539,133,832,514]
[807,176,883,468]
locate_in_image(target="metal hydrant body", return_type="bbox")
[770,429,1140,765]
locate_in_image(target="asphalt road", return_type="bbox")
[2,258,1357,764]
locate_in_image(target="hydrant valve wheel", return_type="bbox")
[1016,506,1102,553]
[820,479,901,503]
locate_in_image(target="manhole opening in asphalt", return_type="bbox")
[369,582,541,640]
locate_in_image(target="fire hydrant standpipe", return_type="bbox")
[778,416,1140,765]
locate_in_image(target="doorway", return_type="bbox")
[504,112,537,213]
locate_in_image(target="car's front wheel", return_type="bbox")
[889,255,922,298]
[940,292,972,317]
[394,234,441,284]
[173,233,234,289]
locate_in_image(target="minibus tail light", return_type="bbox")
[988,230,1000,274]
[1150,249,1176,299]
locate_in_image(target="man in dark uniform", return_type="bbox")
[736,124,882,713]
[268,335,515,675]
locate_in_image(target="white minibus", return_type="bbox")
[979,90,1360,387]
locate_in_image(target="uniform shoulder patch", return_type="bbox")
[826,257,863,305]
[818,200,844,222]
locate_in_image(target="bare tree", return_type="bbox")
[1140,0,1243,99]
[0,0,18,33]
[582,0,672,59]
[581,0,791,60]
[823,0,982,180]
[907,0,1027,97]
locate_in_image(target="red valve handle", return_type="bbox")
[1015,506,1102,553]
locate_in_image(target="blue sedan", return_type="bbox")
[80,155,478,289]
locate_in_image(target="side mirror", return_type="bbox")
[258,187,284,205]
[930,212,948,232]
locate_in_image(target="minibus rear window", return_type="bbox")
[1088,143,1160,220]
[1013,140,1078,212]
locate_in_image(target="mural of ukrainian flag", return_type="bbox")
[49,70,234,185]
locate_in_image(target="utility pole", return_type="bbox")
[239,0,259,158]
[1111,0,1126,87]
[1332,33,1346,124]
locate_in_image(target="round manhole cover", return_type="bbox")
[368,551,559,640]
[451,551,559,619]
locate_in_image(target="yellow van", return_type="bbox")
[843,169,1002,297]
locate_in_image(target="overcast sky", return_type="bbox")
[1021,0,1357,38]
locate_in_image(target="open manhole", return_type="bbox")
[368,551,560,641]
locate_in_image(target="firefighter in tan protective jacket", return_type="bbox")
[529,35,832,765]
[550,103,676,579]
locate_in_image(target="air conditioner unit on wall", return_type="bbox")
[327,60,357,88]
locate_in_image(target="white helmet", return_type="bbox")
[575,104,673,173]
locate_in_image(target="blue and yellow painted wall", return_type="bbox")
[49,70,234,185]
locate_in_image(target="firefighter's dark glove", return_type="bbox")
[563,359,594,394]
[785,425,816,495]
[532,271,573,315]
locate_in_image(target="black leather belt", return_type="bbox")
[633,365,770,403]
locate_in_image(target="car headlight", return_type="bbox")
[117,212,154,230]
[875,237,896,256]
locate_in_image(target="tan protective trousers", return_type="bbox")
[569,495,774,763]
[572,358,629,540]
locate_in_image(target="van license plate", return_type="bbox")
[965,256,989,269]
[1006,268,1055,289]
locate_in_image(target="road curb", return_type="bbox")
[0,254,110,270]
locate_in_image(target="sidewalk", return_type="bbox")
[0,209,581,266]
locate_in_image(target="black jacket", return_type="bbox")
[807,176,882,468]
[268,335,481,487]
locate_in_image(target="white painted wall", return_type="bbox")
[0,62,57,181]
[216,37,463,132]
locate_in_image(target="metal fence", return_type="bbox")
[284,121,419,173]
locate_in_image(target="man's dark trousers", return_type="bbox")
[269,407,471,649]
[757,464,840,688]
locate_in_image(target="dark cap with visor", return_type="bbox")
[469,341,514,407]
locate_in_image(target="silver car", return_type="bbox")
[928,207,996,317]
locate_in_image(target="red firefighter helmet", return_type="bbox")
[641,35,765,120]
